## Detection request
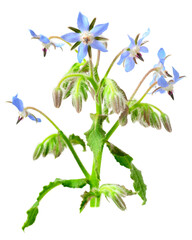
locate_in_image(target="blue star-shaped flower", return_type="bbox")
[61,12,109,63]
[152,67,184,100]
[117,29,150,72]
[29,29,64,56]
[11,94,41,124]
[150,48,172,85]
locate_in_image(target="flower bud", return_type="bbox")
[161,113,172,132]
[52,87,63,108]
[33,143,43,160]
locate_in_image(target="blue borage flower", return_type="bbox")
[29,29,64,57]
[117,29,150,72]
[61,12,109,63]
[152,67,184,100]
[10,94,41,124]
[150,48,172,85]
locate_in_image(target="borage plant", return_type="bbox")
[8,12,185,231]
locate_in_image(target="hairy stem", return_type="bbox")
[129,68,157,101]
[136,81,158,104]
[105,120,120,141]
[104,48,125,78]
[57,73,98,92]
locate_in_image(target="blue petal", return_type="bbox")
[29,29,37,37]
[125,57,135,72]
[39,35,50,44]
[128,35,135,48]
[140,46,149,53]
[155,88,166,94]
[77,43,88,63]
[61,33,80,43]
[158,48,166,60]
[12,94,24,112]
[90,40,107,52]
[117,51,130,65]
[77,12,89,32]
[54,43,65,48]
[157,76,169,88]
[28,114,41,122]
[138,28,150,45]
[172,67,180,82]
[90,23,109,37]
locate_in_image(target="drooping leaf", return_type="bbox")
[106,141,133,169]
[106,142,147,205]
[69,134,86,151]
[22,178,87,231]
[130,164,147,205]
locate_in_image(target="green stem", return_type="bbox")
[136,81,158,105]
[95,50,100,69]
[148,104,163,114]
[25,107,90,180]
[104,48,125,78]
[105,120,120,141]
[57,73,98,92]
[25,107,60,131]
[59,131,90,179]
[129,68,157,101]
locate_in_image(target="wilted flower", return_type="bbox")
[117,29,150,72]
[29,29,64,57]
[61,12,108,63]
[152,67,184,100]
[8,94,41,124]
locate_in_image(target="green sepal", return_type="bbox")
[71,41,81,50]
[22,178,87,231]
[99,184,136,211]
[69,134,86,151]
[68,26,81,33]
[89,17,96,30]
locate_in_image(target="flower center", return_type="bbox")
[163,84,173,92]
[130,45,140,57]
[80,31,94,45]
[19,110,28,118]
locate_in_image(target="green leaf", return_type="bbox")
[69,134,86,151]
[80,190,98,213]
[22,202,39,231]
[106,142,147,205]
[130,164,147,205]
[22,178,87,230]
[106,141,133,169]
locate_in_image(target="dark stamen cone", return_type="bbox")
[168,91,174,100]
[16,116,23,124]
[137,53,144,61]
[165,71,172,77]
[43,48,47,57]
[52,87,63,108]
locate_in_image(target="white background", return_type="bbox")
[0,0,192,239]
